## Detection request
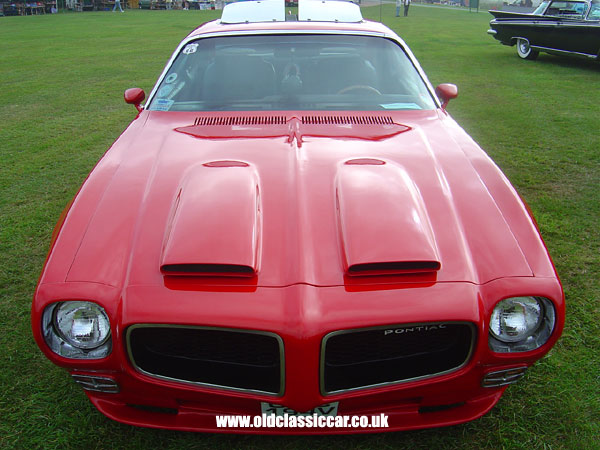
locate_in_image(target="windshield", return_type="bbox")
[148,34,437,112]
[544,0,588,16]
[533,1,549,14]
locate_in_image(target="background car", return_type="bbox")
[488,0,600,60]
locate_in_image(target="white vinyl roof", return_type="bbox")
[220,0,363,24]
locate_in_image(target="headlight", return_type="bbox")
[55,302,111,349]
[42,301,112,359]
[489,296,555,353]
[490,297,541,342]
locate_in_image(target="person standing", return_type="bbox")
[403,0,410,16]
[396,0,401,16]
[112,0,124,12]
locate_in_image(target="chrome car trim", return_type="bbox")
[126,324,285,397]
[482,366,528,388]
[491,19,599,27]
[530,44,598,58]
[319,321,477,396]
[490,20,560,26]
[500,33,598,59]
[72,374,120,393]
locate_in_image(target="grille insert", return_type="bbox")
[127,325,284,395]
[302,115,394,125]
[321,322,475,394]
[193,116,286,126]
[192,116,395,126]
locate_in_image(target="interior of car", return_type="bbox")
[149,34,436,111]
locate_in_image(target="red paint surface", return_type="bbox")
[32,18,564,434]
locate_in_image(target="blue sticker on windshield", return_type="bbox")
[153,99,174,111]
[381,103,422,110]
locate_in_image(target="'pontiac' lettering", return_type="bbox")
[383,324,446,336]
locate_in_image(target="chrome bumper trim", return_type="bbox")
[72,374,120,393]
[482,366,527,388]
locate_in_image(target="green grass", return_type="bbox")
[1,6,598,449]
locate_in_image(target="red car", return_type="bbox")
[32,0,564,434]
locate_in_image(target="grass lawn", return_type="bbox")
[0,5,598,449]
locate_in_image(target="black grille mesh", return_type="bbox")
[193,116,286,126]
[128,326,282,395]
[302,115,394,125]
[323,323,475,393]
[192,116,394,126]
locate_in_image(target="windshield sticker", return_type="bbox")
[165,73,178,84]
[152,99,174,111]
[381,103,422,110]
[158,85,174,98]
[183,43,198,55]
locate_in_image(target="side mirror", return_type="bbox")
[124,88,145,112]
[435,84,458,111]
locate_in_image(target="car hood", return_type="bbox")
[54,110,553,289]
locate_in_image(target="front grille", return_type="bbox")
[321,322,475,394]
[127,325,284,396]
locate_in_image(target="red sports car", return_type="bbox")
[32,0,564,434]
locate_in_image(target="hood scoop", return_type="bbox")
[161,263,256,277]
[175,115,410,141]
[337,160,441,277]
[160,163,261,278]
[347,261,441,276]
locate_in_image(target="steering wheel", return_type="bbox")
[337,85,382,95]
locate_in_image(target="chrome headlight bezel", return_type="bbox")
[42,301,112,359]
[488,296,556,353]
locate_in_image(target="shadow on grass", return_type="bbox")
[530,54,600,72]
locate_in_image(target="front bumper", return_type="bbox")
[77,363,508,434]
[33,277,564,433]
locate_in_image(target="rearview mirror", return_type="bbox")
[124,88,145,112]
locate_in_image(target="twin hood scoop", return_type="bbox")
[161,155,440,281]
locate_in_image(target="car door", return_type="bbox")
[543,1,595,54]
